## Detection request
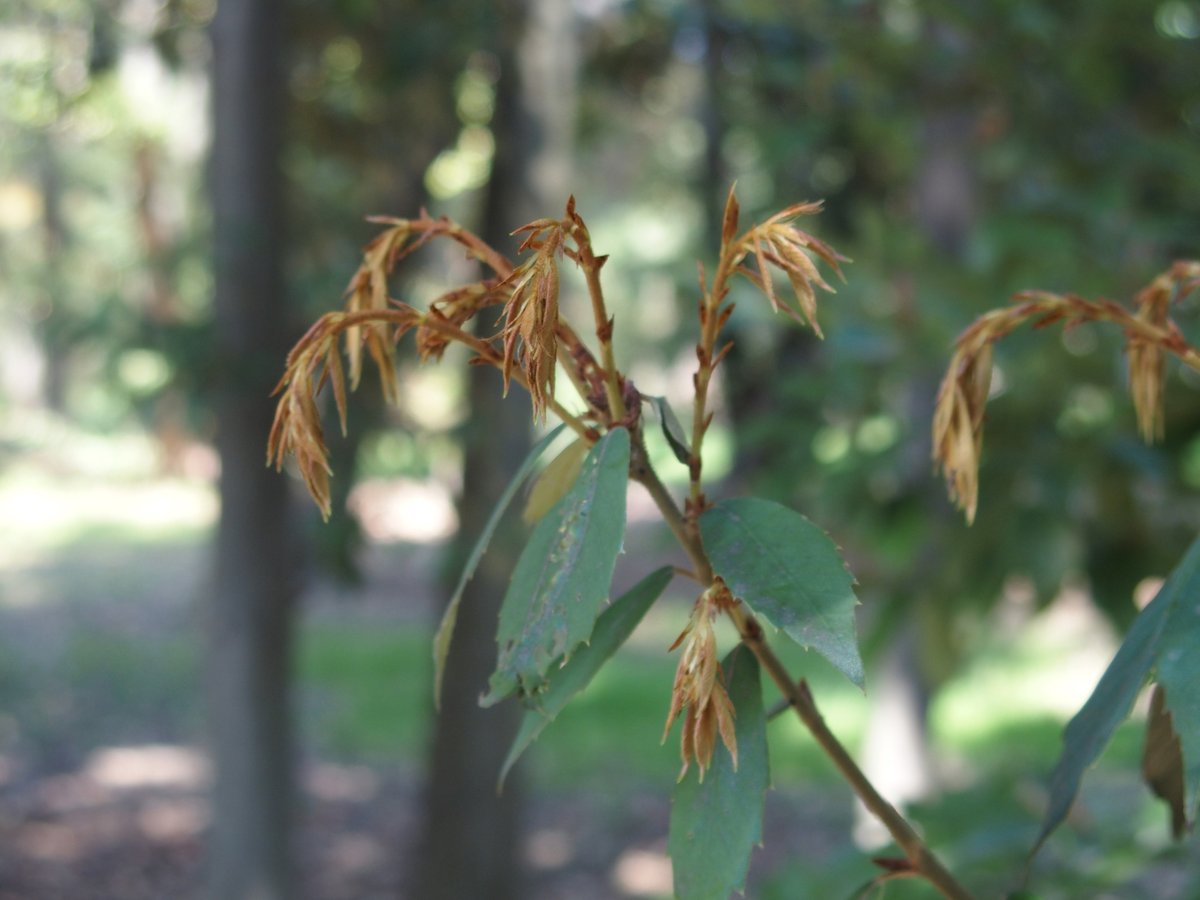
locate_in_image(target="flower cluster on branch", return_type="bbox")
[933,261,1200,522]
[663,580,739,781]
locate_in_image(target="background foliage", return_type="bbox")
[2,0,1199,897]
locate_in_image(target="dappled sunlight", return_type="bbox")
[85,744,209,791]
[326,831,387,876]
[14,820,89,863]
[304,762,381,803]
[611,846,673,897]
[0,470,217,571]
[525,827,574,870]
[347,477,457,544]
[3,0,1194,894]
[934,585,1119,750]
[136,796,209,842]
[0,743,427,897]
[1,743,210,884]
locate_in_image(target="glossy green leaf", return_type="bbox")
[1035,532,1200,852]
[498,566,674,789]
[432,423,566,709]
[700,497,864,688]
[669,646,768,900]
[481,427,630,706]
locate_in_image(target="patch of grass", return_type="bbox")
[0,627,202,771]
[518,643,680,786]
[64,633,201,744]
[290,594,1143,803]
[297,624,432,760]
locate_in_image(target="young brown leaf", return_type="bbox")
[663,581,739,782]
[326,342,348,436]
[1143,683,1188,839]
[499,229,562,419]
[720,184,740,251]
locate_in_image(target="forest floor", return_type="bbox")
[0,465,856,900]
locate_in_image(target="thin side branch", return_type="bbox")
[933,261,1200,521]
[630,435,974,900]
[566,197,626,422]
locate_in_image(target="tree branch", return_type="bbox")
[629,433,974,900]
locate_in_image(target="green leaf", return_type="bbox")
[669,646,768,900]
[523,437,589,524]
[646,394,691,465]
[1035,532,1200,853]
[498,566,674,789]
[432,423,566,709]
[1148,568,1200,822]
[700,497,864,688]
[481,427,631,706]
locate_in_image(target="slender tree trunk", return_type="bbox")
[857,63,979,846]
[132,139,192,475]
[207,1,296,897]
[699,0,728,252]
[414,2,577,898]
[36,131,69,413]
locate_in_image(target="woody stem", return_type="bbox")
[688,253,736,514]
[443,221,515,279]
[577,246,626,422]
[414,314,593,441]
[629,435,974,900]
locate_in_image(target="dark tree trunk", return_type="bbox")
[413,2,577,898]
[207,1,296,897]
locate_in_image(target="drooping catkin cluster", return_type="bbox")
[269,189,850,529]
[685,188,849,516]
[663,580,739,782]
[266,191,853,783]
[933,261,1200,522]
[722,196,847,338]
[268,203,584,517]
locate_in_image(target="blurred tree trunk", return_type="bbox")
[133,139,192,475]
[856,43,979,844]
[207,1,296,898]
[35,131,69,414]
[699,0,729,251]
[413,2,577,898]
[700,8,823,482]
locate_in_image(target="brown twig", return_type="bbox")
[566,199,626,423]
[413,312,594,441]
[630,434,974,900]
[933,262,1200,522]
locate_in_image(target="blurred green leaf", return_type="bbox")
[700,498,863,688]
[669,646,768,900]
[499,566,673,789]
[433,423,566,709]
[647,394,692,465]
[482,427,630,705]
[1037,533,1200,853]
